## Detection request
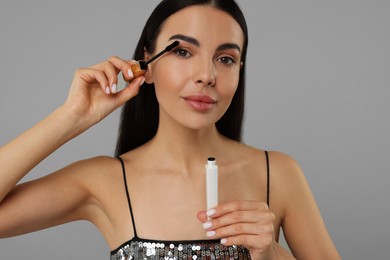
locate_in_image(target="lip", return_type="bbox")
[183,95,217,112]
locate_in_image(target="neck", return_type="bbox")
[146,115,229,175]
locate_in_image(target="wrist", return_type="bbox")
[50,105,90,141]
[269,241,296,260]
[251,241,294,260]
[250,245,274,260]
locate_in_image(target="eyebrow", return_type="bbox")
[216,43,241,53]
[168,34,241,53]
[169,34,200,47]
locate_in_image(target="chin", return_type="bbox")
[177,114,222,132]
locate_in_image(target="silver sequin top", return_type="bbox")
[110,237,251,259]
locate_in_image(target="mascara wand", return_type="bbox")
[140,40,180,69]
[116,40,180,91]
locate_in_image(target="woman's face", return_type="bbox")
[147,5,244,130]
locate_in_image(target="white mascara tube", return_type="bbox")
[205,157,218,212]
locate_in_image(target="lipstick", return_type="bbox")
[205,157,218,216]
[184,95,217,112]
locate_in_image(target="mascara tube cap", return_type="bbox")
[117,61,146,92]
[205,157,218,212]
[130,61,147,77]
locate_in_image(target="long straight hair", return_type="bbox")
[115,0,248,156]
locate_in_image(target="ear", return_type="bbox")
[240,61,244,69]
[143,49,154,84]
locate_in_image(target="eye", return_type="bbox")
[174,48,192,58]
[218,56,236,65]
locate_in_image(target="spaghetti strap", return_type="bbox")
[117,157,138,238]
[265,151,270,207]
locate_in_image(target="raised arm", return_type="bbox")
[0,57,145,237]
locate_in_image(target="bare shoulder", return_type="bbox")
[266,151,308,201]
[64,156,119,175]
[233,145,307,191]
[37,155,123,206]
[59,156,122,190]
[267,151,304,181]
[223,140,266,163]
[54,156,126,224]
[224,141,304,184]
[234,147,309,213]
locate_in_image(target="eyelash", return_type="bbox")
[217,56,236,65]
[174,48,192,58]
[174,48,237,66]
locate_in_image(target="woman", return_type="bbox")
[0,0,340,259]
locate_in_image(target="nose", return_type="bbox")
[192,57,216,87]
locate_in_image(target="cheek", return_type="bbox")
[151,62,189,106]
[151,59,192,88]
[216,72,240,118]
[218,72,240,101]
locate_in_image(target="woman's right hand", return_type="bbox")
[64,56,145,130]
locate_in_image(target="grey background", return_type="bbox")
[0,0,389,259]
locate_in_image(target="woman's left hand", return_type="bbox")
[197,200,276,260]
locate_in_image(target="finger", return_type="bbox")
[116,72,129,93]
[108,56,135,82]
[114,76,145,106]
[207,200,268,218]
[99,60,120,94]
[91,57,135,93]
[220,234,273,252]
[116,66,137,93]
[203,209,272,231]
[207,222,274,239]
[76,68,110,94]
[197,210,208,223]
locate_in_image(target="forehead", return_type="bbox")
[157,5,244,48]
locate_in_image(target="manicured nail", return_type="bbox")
[206,209,216,217]
[206,231,216,237]
[140,78,146,86]
[220,238,228,244]
[105,86,110,94]
[203,222,213,229]
[128,69,133,78]
[111,83,117,93]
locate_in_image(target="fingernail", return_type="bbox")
[220,238,228,244]
[105,86,110,94]
[206,209,216,217]
[140,78,146,86]
[203,222,213,229]
[111,83,117,93]
[128,69,133,78]
[206,231,216,237]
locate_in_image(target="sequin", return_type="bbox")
[110,239,251,260]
